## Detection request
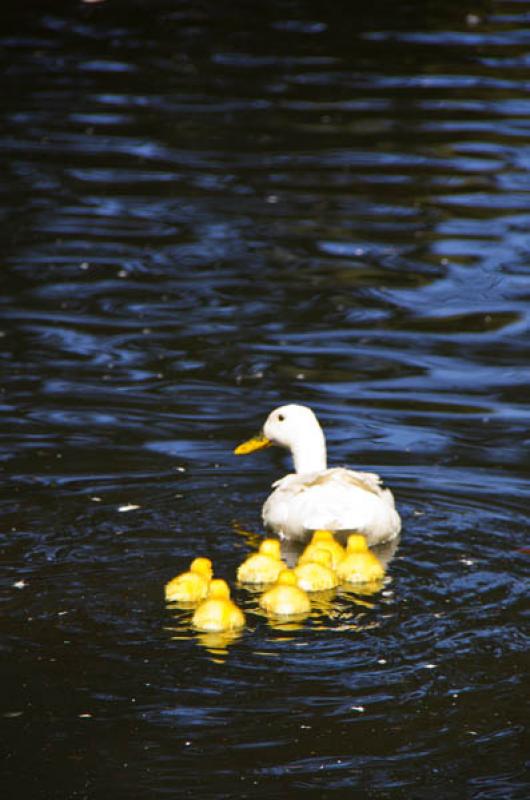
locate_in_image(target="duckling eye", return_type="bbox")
[278,414,285,422]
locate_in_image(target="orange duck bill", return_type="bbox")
[234,433,272,455]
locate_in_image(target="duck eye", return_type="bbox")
[278,414,285,422]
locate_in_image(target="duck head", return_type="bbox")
[234,404,327,474]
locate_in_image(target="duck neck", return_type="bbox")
[291,430,327,474]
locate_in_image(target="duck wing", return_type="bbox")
[263,467,400,543]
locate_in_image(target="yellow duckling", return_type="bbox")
[336,534,385,584]
[192,579,245,632]
[343,534,368,553]
[294,548,339,592]
[164,557,213,603]
[237,538,286,584]
[259,569,311,617]
[299,530,345,570]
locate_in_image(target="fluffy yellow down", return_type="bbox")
[164,557,213,603]
[192,579,245,632]
[237,538,286,584]
[336,534,385,584]
[299,530,345,570]
[294,548,339,592]
[259,569,311,617]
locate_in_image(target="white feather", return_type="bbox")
[257,405,401,544]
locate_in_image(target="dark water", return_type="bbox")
[1,0,529,797]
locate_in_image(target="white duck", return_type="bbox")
[234,404,401,545]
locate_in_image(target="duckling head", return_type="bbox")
[237,539,285,584]
[337,538,384,586]
[190,557,214,579]
[192,579,245,633]
[207,578,231,599]
[294,548,338,592]
[260,568,311,617]
[164,557,212,604]
[259,538,282,560]
[302,531,344,569]
[346,534,369,553]
[276,569,298,586]
[311,530,335,543]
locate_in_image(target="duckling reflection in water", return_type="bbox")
[231,520,263,550]
[336,534,385,586]
[294,548,339,592]
[237,538,286,585]
[195,628,245,660]
[299,530,345,571]
[164,557,213,604]
[259,569,311,618]
[192,579,245,633]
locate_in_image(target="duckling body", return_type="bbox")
[299,530,345,570]
[235,404,401,545]
[164,557,213,603]
[192,579,245,632]
[294,548,339,592]
[237,538,286,584]
[336,534,385,584]
[259,570,311,617]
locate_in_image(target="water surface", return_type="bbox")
[1,1,529,797]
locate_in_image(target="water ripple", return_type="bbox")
[2,1,529,797]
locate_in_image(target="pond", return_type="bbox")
[1,1,529,797]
